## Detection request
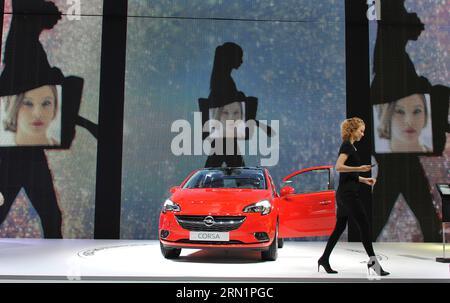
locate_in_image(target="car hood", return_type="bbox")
[170,188,272,214]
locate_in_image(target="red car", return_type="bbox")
[159,166,335,261]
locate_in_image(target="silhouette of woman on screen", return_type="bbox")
[370,0,449,242]
[203,42,247,168]
[0,0,98,238]
[200,42,274,168]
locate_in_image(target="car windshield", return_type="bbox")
[183,168,267,189]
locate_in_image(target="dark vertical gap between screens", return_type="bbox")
[0,0,4,53]
[94,0,128,239]
[345,0,372,242]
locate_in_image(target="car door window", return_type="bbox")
[285,169,330,194]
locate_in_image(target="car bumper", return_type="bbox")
[159,211,276,250]
[160,240,272,251]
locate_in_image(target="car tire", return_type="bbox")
[160,241,181,259]
[278,238,284,249]
[261,223,278,261]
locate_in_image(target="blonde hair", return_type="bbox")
[341,117,365,141]
[377,94,427,139]
[3,85,58,132]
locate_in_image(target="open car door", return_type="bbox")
[278,165,336,238]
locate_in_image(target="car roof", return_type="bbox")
[201,167,266,174]
[181,167,270,189]
[202,167,264,171]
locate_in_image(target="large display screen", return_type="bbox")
[369,0,449,242]
[121,1,347,239]
[0,0,102,238]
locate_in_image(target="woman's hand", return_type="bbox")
[360,177,376,186]
[358,165,372,172]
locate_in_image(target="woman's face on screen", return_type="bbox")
[219,102,244,138]
[220,102,242,123]
[390,94,426,146]
[17,85,56,137]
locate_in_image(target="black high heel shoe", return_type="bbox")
[367,257,390,276]
[317,258,338,274]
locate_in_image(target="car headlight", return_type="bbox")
[243,200,271,215]
[162,199,181,212]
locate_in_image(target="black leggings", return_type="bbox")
[0,150,62,238]
[372,156,440,242]
[204,138,245,168]
[321,191,375,260]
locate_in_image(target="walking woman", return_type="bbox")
[318,117,389,276]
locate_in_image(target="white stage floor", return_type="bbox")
[0,239,449,282]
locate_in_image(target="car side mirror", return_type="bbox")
[280,186,295,197]
[169,186,180,194]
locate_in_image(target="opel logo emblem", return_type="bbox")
[204,216,215,226]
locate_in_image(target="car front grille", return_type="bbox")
[175,215,246,232]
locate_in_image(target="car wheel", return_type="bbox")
[160,241,181,259]
[278,238,284,249]
[261,223,278,261]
